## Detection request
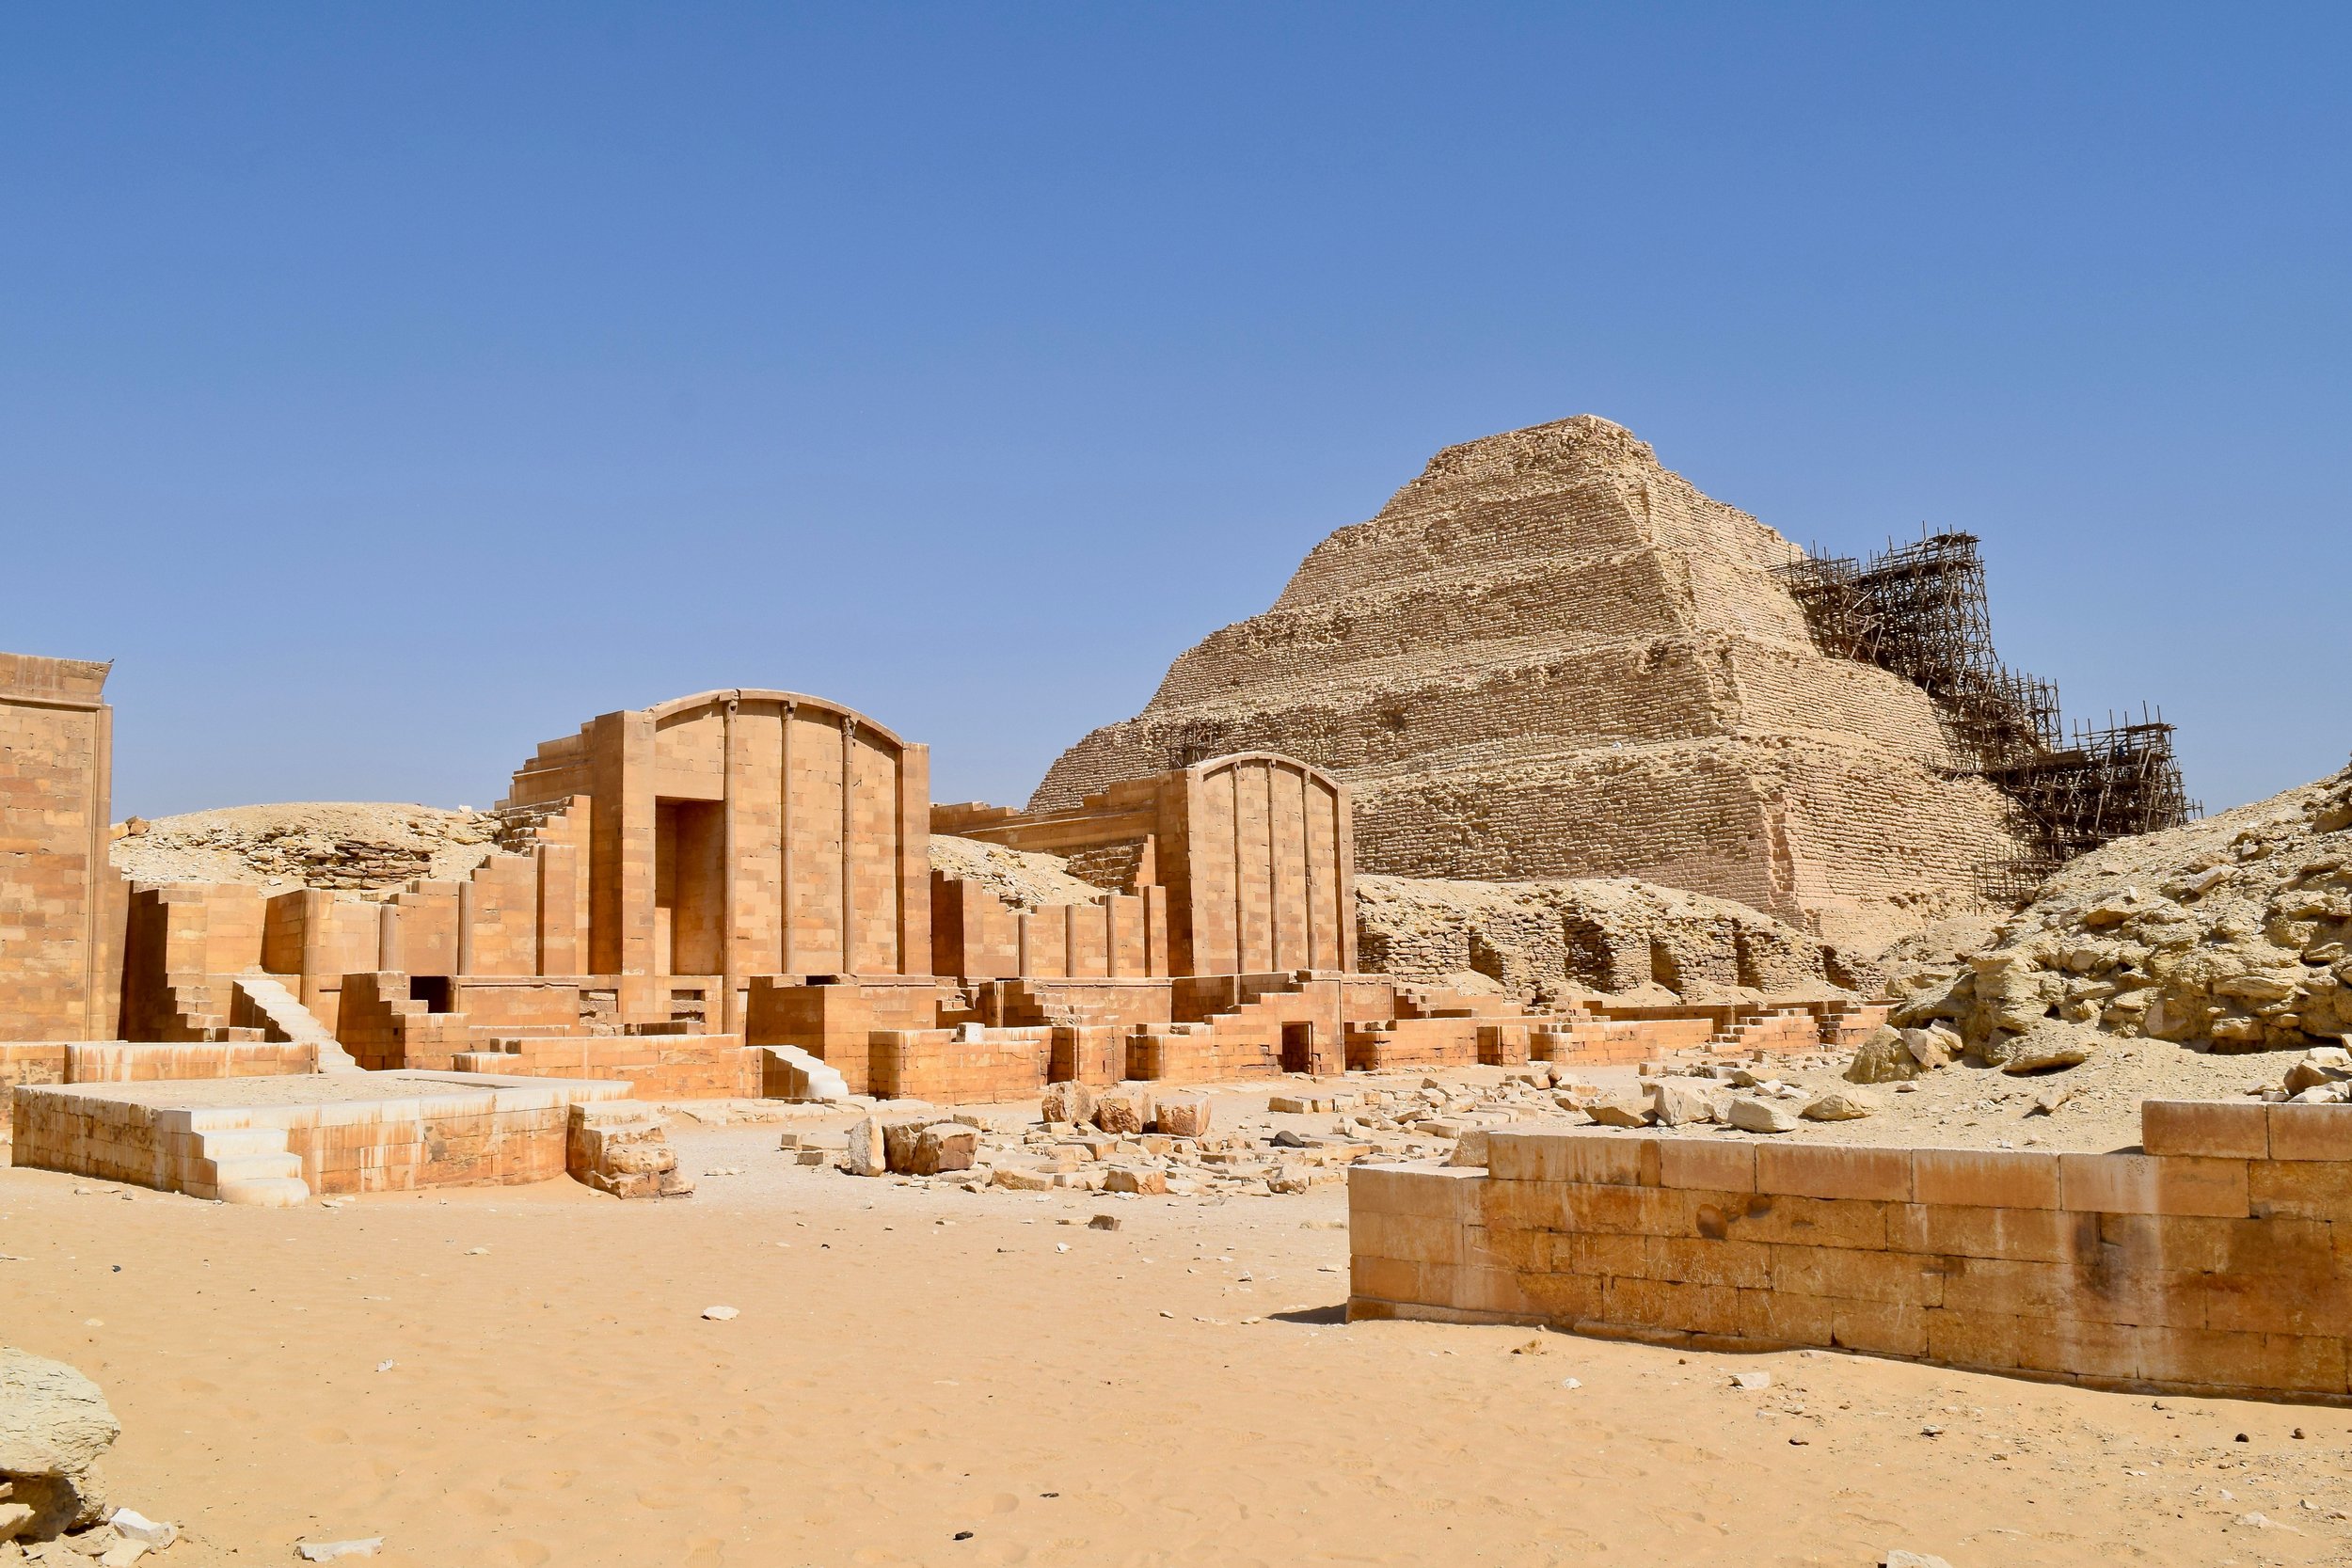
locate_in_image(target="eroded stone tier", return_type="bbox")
[1033,417,2029,946]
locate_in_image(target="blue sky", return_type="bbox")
[4,4,2345,820]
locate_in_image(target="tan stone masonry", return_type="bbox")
[1350,1100,2352,1402]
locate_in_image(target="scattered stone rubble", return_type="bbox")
[565,1102,692,1199]
[1883,758,2352,1065]
[810,1072,1669,1197]
[1357,872,1878,1006]
[108,802,499,895]
[1,1349,177,1563]
[926,835,1108,911]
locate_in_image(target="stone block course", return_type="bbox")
[1349,1102,2352,1402]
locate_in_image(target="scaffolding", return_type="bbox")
[1775,531,2197,902]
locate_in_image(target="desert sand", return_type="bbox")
[7,1083,2352,1568]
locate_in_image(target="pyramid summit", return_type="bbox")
[1033,417,2029,947]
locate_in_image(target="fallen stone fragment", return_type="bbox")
[1730,1370,1772,1390]
[296,1540,384,1562]
[991,1165,1055,1192]
[910,1123,979,1176]
[701,1306,739,1322]
[1088,1214,1121,1231]
[1883,1554,1953,1568]
[105,1510,174,1549]
[1093,1089,1152,1136]
[1648,1081,1723,1127]
[0,1348,120,1539]
[1999,1036,2095,1075]
[1153,1094,1212,1139]
[1039,1081,1095,1125]
[1584,1094,1653,1129]
[2027,1085,2074,1117]
[1726,1098,1799,1133]
[1844,1026,1922,1085]
[1903,1025,1962,1069]
[838,1117,887,1177]
[1800,1089,1879,1122]
[1104,1166,1168,1196]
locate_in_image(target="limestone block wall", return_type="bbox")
[930,871,1164,981]
[0,652,121,1040]
[451,1034,760,1100]
[503,689,930,990]
[866,1026,1051,1102]
[1350,1102,2352,1402]
[946,755,1353,978]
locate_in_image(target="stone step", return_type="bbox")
[198,1128,289,1158]
[215,1176,310,1208]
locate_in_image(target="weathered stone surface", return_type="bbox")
[1104,1165,1168,1195]
[1801,1088,1880,1121]
[1092,1089,1152,1136]
[910,1123,979,1176]
[1585,1094,1654,1128]
[1032,417,2026,947]
[1039,1081,1096,1126]
[1726,1097,1800,1133]
[0,1350,119,1540]
[1647,1080,1724,1127]
[839,1117,888,1177]
[1153,1094,1212,1139]
[1845,1026,1924,1084]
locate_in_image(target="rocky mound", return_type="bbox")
[109,802,501,895]
[1889,758,2352,1064]
[928,834,1112,911]
[1356,872,1876,1006]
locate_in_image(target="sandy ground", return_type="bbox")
[9,1087,2352,1568]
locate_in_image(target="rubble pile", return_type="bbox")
[1357,872,1878,1006]
[108,802,501,895]
[1884,759,2352,1066]
[816,1071,1641,1197]
[926,834,1108,911]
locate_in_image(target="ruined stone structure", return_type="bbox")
[0,654,119,1041]
[6,655,1880,1195]
[1034,417,2030,947]
[934,753,1356,980]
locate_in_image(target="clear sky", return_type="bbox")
[4,4,2345,822]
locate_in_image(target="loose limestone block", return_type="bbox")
[1040,1081,1096,1126]
[566,1104,692,1200]
[882,1119,932,1174]
[1154,1094,1213,1139]
[1093,1089,1152,1136]
[1801,1088,1881,1122]
[1726,1097,1798,1133]
[840,1117,888,1177]
[1648,1081,1723,1127]
[0,1349,119,1538]
[911,1123,979,1176]
[1844,1026,1922,1085]
[1104,1165,1168,1195]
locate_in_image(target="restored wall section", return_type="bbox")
[0,653,119,1040]
[1350,1101,2352,1402]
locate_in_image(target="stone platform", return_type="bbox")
[9,1071,632,1205]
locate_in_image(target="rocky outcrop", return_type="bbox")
[1355,872,1876,1007]
[0,1348,119,1541]
[110,801,499,894]
[1889,759,2352,1061]
[1035,416,2028,947]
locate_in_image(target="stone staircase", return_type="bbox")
[231,973,362,1071]
[185,1126,310,1206]
[755,1043,850,1101]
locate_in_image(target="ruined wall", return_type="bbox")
[1351,1101,2352,1403]
[943,754,1352,977]
[0,653,121,1040]
[1034,418,2030,947]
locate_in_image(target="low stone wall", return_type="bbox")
[867,1027,1051,1101]
[63,1041,318,1082]
[451,1034,759,1099]
[1349,1101,2352,1403]
[12,1073,631,1196]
